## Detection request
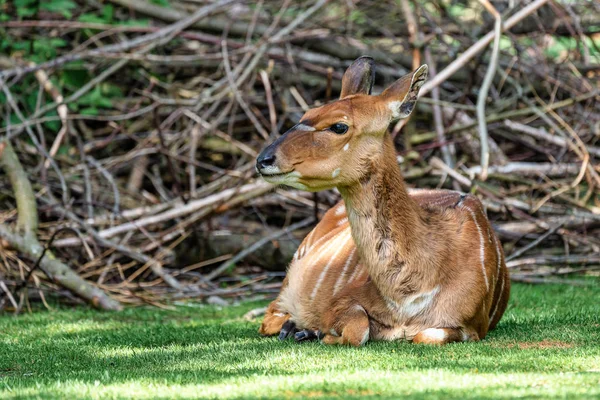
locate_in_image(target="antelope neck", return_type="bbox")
[338,136,427,295]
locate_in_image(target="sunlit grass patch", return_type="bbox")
[1,283,599,399]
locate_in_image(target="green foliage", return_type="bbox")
[39,0,77,18]
[14,0,37,17]
[0,283,599,399]
[545,36,600,63]
[7,0,76,19]
[150,0,170,8]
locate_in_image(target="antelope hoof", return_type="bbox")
[294,329,320,342]
[278,320,297,340]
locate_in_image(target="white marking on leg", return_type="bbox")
[333,247,356,296]
[359,327,370,346]
[465,206,489,292]
[344,305,369,345]
[461,330,470,342]
[420,328,447,342]
[310,231,352,300]
[353,305,369,345]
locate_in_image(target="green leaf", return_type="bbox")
[40,0,77,18]
[61,69,91,90]
[11,40,32,52]
[102,4,114,22]
[150,0,170,7]
[101,83,123,98]
[80,107,99,115]
[118,18,150,27]
[0,39,10,51]
[14,0,37,6]
[14,0,37,17]
[25,91,40,112]
[56,145,71,156]
[78,13,108,24]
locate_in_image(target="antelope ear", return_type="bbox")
[381,64,428,120]
[340,56,376,99]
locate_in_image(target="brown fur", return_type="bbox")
[257,59,510,345]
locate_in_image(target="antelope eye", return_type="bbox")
[329,123,348,134]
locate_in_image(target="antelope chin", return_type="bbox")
[259,170,308,190]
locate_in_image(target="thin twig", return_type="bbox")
[206,217,315,281]
[476,0,502,181]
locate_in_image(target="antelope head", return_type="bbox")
[256,57,428,191]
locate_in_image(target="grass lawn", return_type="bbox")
[1,283,599,399]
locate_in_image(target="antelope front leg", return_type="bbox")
[322,305,370,347]
[412,327,479,345]
[258,299,291,337]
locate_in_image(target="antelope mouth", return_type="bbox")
[259,170,297,183]
[259,170,294,178]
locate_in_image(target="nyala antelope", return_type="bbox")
[256,57,510,346]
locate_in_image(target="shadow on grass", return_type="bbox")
[1,283,599,398]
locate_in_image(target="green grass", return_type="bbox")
[1,283,599,399]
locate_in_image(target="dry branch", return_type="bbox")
[0,141,121,310]
[1,0,597,306]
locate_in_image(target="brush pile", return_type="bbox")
[0,0,599,311]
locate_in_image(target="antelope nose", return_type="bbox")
[257,153,276,170]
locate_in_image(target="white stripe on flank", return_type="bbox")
[333,247,356,296]
[423,195,458,208]
[300,227,345,264]
[294,229,316,262]
[490,272,505,324]
[493,234,501,289]
[346,263,364,285]
[298,245,305,259]
[304,229,316,249]
[489,234,504,325]
[465,206,489,292]
[310,231,352,300]
[337,217,348,226]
